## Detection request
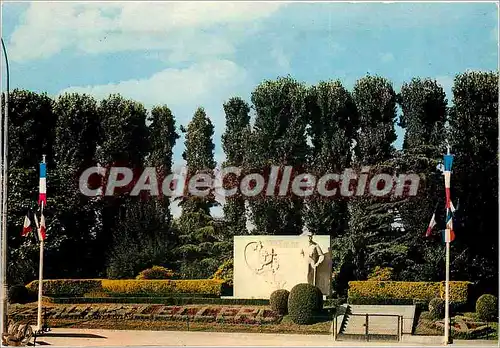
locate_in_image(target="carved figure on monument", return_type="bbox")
[300,229,325,286]
[244,241,286,289]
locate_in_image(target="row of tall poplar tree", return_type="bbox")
[2,71,498,296]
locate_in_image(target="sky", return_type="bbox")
[1,1,498,219]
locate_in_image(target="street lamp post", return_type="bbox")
[0,37,9,337]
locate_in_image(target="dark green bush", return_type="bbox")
[288,283,323,325]
[476,294,498,321]
[8,285,31,304]
[47,296,270,306]
[270,289,289,315]
[429,297,445,319]
[26,279,102,297]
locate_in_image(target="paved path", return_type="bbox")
[346,305,416,335]
[32,328,498,347]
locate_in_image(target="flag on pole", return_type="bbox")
[450,201,456,213]
[445,210,455,242]
[39,162,47,206]
[22,213,32,236]
[442,229,455,243]
[426,212,437,237]
[38,212,46,241]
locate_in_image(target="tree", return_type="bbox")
[53,93,100,167]
[175,107,221,277]
[147,104,180,224]
[2,90,57,284]
[96,94,150,276]
[246,77,309,235]
[396,78,448,281]
[221,97,251,237]
[178,107,217,215]
[106,199,178,279]
[304,80,358,237]
[449,71,498,294]
[346,75,398,280]
[4,89,56,168]
[48,93,102,278]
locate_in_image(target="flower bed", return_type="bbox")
[9,304,283,325]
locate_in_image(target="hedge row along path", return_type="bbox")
[9,303,282,325]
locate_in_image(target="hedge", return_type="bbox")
[44,296,270,306]
[101,279,226,297]
[26,279,228,298]
[26,279,102,297]
[348,281,471,306]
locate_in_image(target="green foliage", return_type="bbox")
[175,108,224,278]
[304,81,357,237]
[287,283,323,325]
[222,97,250,236]
[270,289,290,315]
[48,296,269,306]
[101,279,226,297]
[53,93,100,166]
[106,200,177,279]
[8,285,32,304]
[347,76,398,280]
[368,266,394,281]
[136,266,176,280]
[4,89,56,168]
[247,77,308,235]
[211,259,233,287]
[26,279,102,297]
[429,297,445,319]
[449,71,499,293]
[395,78,447,282]
[476,294,498,321]
[348,280,470,305]
[147,104,180,223]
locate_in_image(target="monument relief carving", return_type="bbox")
[244,241,286,289]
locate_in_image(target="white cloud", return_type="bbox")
[58,59,248,109]
[9,2,285,62]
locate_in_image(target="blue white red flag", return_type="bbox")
[39,162,46,206]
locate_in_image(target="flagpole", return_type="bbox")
[0,37,9,337]
[36,220,44,332]
[36,155,46,332]
[444,231,450,344]
[444,143,451,345]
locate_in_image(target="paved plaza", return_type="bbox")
[31,328,498,347]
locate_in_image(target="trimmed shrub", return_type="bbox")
[476,294,498,321]
[368,266,394,281]
[211,259,233,287]
[101,279,226,297]
[136,266,176,280]
[26,279,226,298]
[429,297,445,319]
[8,285,31,304]
[26,279,102,297]
[47,296,270,306]
[348,281,471,306]
[288,283,323,325]
[270,289,289,315]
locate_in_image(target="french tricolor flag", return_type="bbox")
[39,162,47,206]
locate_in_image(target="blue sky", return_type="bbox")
[1,2,498,218]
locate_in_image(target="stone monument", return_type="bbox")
[233,228,331,299]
